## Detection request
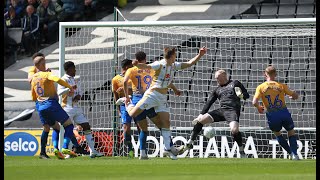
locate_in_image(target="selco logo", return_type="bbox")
[4,132,39,156]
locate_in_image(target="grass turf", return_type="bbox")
[4,156,316,180]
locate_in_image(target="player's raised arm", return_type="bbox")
[180,46,207,69]
[47,73,73,90]
[234,80,250,100]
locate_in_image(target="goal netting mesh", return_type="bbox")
[59,19,316,159]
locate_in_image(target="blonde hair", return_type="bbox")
[215,69,227,76]
[265,66,277,76]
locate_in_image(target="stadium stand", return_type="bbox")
[233,0,315,19]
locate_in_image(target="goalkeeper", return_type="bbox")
[178,69,249,158]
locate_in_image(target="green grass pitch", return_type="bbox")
[4,156,315,180]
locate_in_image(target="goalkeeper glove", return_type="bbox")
[234,87,244,99]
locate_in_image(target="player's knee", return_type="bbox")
[43,124,50,132]
[62,119,73,127]
[229,121,239,134]
[273,131,282,136]
[51,121,60,130]
[128,106,139,117]
[287,129,295,137]
[123,124,131,133]
[138,120,148,131]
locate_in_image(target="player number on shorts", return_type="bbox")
[36,82,44,96]
[265,94,282,109]
[136,75,152,90]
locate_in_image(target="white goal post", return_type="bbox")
[58,18,316,159]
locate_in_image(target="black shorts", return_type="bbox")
[207,109,240,123]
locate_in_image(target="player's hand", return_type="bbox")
[199,46,207,56]
[174,89,182,96]
[116,87,123,93]
[72,84,77,89]
[257,106,265,114]
[132,60,139,66]
[234,87,243,99]
[124,96,131,105]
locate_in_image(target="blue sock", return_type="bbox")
[63,137,70,149]
[125,133,132,151]
[139,131,147,150]
[64,124,79,147]
[276,135,291,154]
[289,135,298,155]
[40,131,49,154]
[52,129,59,149]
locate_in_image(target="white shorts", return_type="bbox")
[136,89,169,113]
[63,107,88,124]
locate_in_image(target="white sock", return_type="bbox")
[85,133,96,153]
[161,128,171,151]
[140,149,146,157]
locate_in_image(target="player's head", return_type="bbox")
[264,66,277,80]
[164,47,176,64]
[214,69,228,85]
[34,56,46,71]
[32,52,44,60]
[135,51,147,63]
[121,58,133,72]
[64,61,76,77]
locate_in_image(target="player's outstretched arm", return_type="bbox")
[48,73,72,90]
[57,77,70,96]
[180,46,207,69]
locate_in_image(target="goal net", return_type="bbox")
[58,18,316,159]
